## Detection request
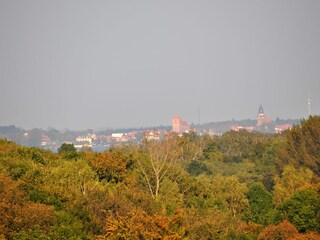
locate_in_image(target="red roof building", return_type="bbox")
[172,116,190,134]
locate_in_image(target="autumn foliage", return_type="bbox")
[0,175,55,238]
[259,221,320,240]
[98,208,185,240]
[0,116,320,239]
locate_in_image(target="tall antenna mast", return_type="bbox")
[307,92,311,116]
[197,106,200,126]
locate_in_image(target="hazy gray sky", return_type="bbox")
[1,0,319,130]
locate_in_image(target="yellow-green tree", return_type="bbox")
[273,165,315,204]
[136,138,180,199]
[212,175,248,218]
[276,116,320,177]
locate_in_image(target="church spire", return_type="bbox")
[258,104,264,114]
[257,104,265,126]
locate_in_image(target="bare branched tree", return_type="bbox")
[136,137,180,199]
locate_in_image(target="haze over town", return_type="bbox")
[0,1,319,130]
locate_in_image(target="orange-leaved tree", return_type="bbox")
[98,208,185,239]
[259,220,320,240]
[258,220,298,240]
[0,175,55,238]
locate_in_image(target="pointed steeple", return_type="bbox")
[257,104,265,126]
[258,104,264,114]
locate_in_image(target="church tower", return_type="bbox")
[172,116,181,133]
[172,115,190,134]
[257,104,265,126]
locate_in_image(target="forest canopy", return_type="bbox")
[0,116,319,239]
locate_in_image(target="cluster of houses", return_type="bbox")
[67,107,294,151]
[38,106,293,152]
[67,116,191,151]
[230,105,292,133]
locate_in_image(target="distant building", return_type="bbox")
[112,133,124,138]
[110,132,137,142]
[172,116,190,134]
[256,105,272,126]
[144,130,160,141]
[275,124,292,134]
[41,134,52,146]
[229,105,274,133]
[257,105,265,126]
[230,125,254,132]
[76,135,93,144]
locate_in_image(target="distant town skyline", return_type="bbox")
[1,1,319,130]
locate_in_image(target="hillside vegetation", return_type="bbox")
[0,116,320,239]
